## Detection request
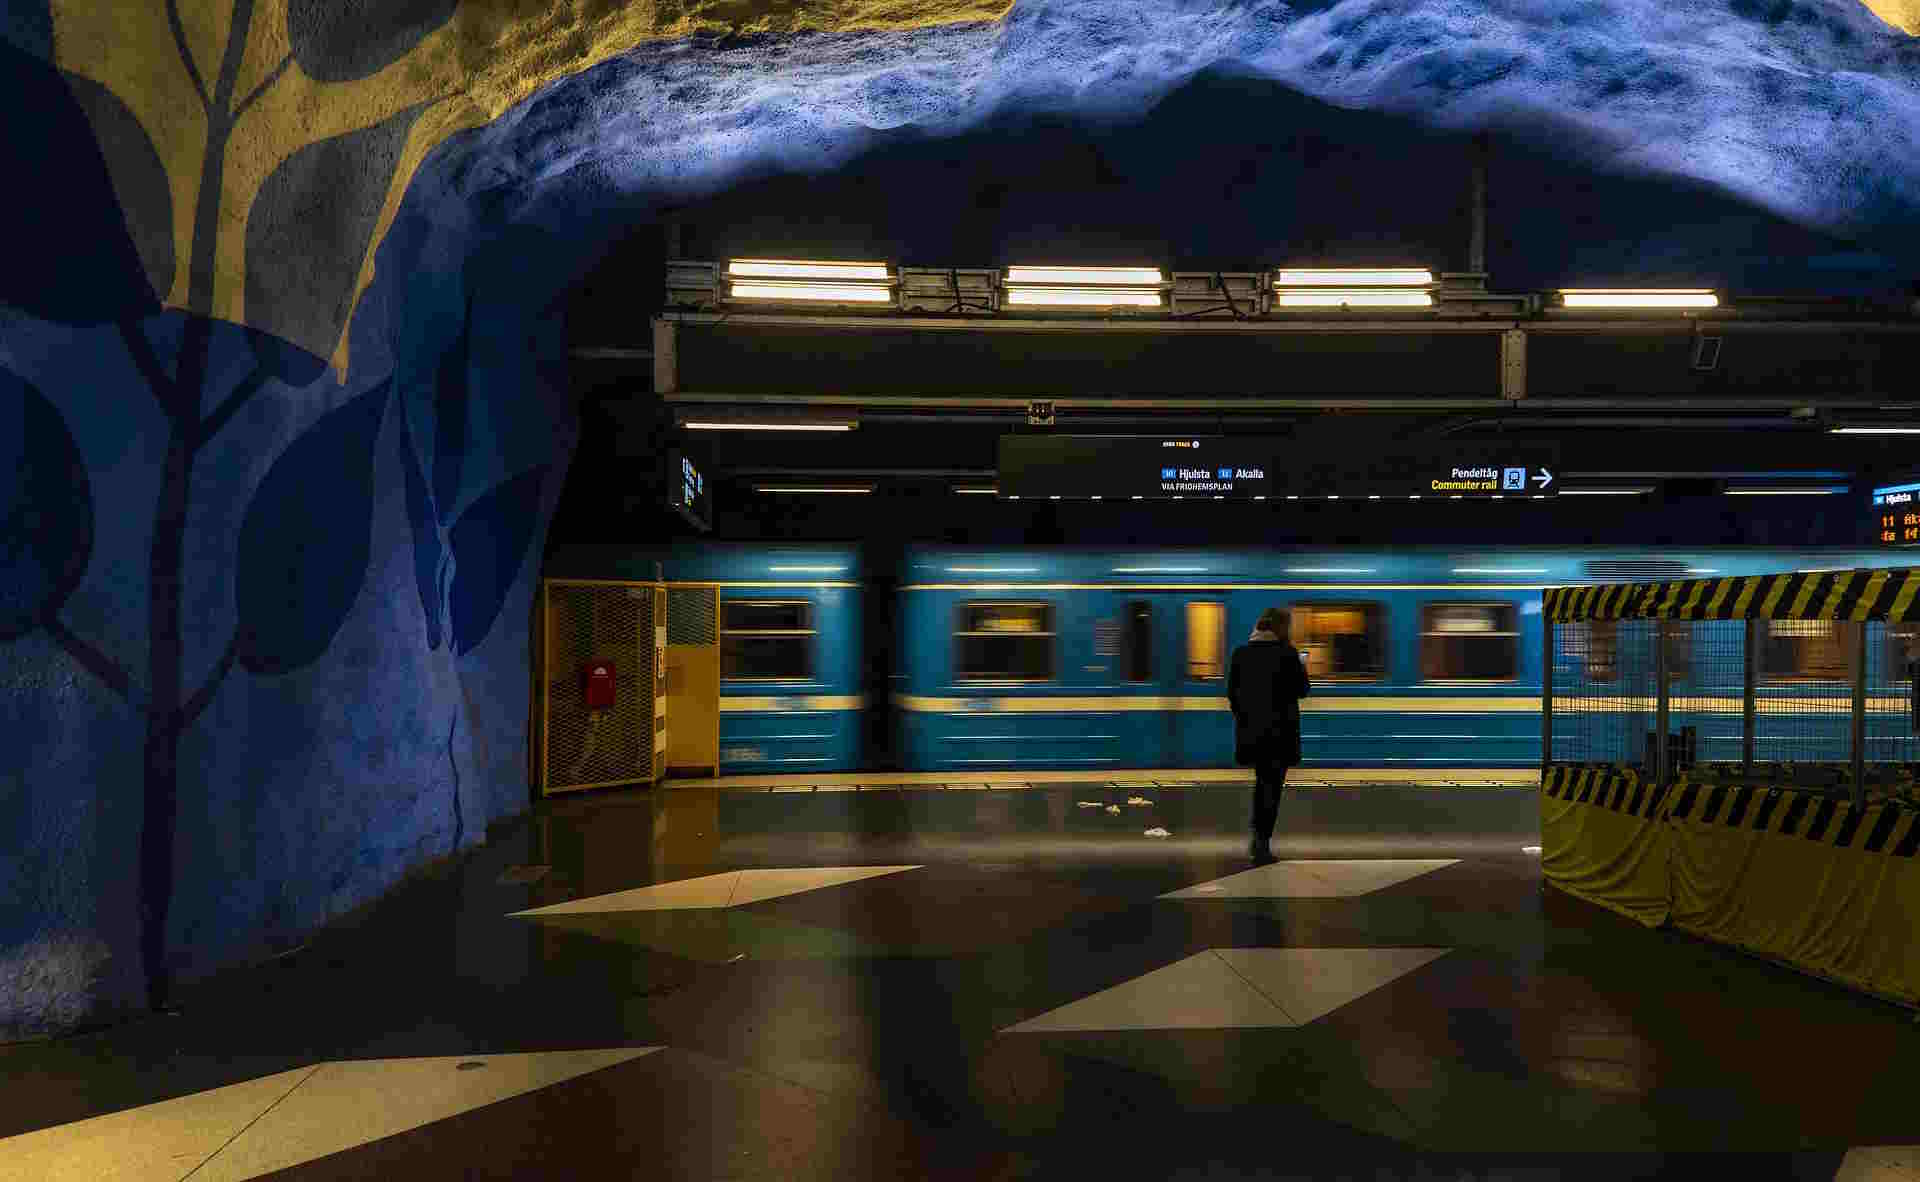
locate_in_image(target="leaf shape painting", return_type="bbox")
[287,0,460,83]
[0,368,93,641]
[448,465,547,657]
[235,383,389,675]
[0,40,155,323]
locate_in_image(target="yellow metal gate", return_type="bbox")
[665,586,721,775]
[537,579,668,794]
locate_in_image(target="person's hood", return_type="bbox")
[1248,627,1280,643]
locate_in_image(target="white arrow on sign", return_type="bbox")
[1532,468,1554,488]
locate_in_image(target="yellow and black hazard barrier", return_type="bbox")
[1540,765,1675,927]
[1540,765,1920,1007]
[1544,567,1920,623]
[1668,780,1920,1007]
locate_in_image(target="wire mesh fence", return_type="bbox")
[540,580,659,794]
[1547,583,1920,803]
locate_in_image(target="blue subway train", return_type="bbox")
[547,543,1918,776]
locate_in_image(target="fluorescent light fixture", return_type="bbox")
[1832,427,1920,435]
[753,484,873,494]
[1409,495,1422,500]
[1559,289,1718,308]
[1685,567,1720,574]
[1559,487,1651,496]
[1522,845,1542,855]
[1007,266,1163,285]
[1048,495,1061,500]
[1367,495,1381,500]
[724,259,894,304]
[1724,486,1846,496]
[1327,495,1340,500]
[727,259,889,280]
[1285,495,1299,500]
[770,565,844,572]
[952,486,997,495]
[1003,287,1162,307]
[1004,266,1165,308]
[684,420,855,432]
[1277,268,1433,286]
[727,281,893,303]
[1253,495,1267,501]
[1090,495,1104,501]
[1287,567,1378,574]
[1130,495,1144,500]
[1275,290,1433,308]
[1008,495,1021,500]
[948,566,1036,574]
[1454,566,1548,574]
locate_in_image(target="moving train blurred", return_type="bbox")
[543,544,1920,777]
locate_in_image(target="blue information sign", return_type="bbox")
[1871,478,1920,545]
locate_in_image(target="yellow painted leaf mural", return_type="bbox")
[49,0,1015,378]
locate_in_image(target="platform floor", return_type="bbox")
[4,781,1918,1180]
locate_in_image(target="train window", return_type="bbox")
[1289,604,1385,681]
[955,602,1055,681]
[1762,619,1850,682]
[1186,602,1226,680]
[1420,603,1519,681]
[721,599,814,681]
[1123,601,1153,682]
[1568,619,1689,682]
[1585,619,1620,681]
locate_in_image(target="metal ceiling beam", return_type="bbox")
[660,311,1920,336]
[665,391,1907,412]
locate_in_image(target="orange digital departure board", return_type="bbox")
[1873,479,1920,545]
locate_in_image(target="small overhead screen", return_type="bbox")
[1871,477,1920,546]
[996,436,1558,500]
[668,448,712,532]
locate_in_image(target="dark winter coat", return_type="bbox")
[1228,633,1311,767]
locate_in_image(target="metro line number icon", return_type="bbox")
[1502,467,1526,491]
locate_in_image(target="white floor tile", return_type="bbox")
[725,866,920,906]
[509,866,920,916]
[1212,948,1451,1025]
[1002,952,1287,1033]
[1160,859,1459,900]
[508,871,744,915]
[192,1049,658,1181]
[0,1066,316,1182]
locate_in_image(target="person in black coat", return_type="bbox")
[1228,607,1311,863]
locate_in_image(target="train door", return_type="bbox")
[1120,597,1176,767]
[1123,596,1227,767]
[1171,598,1230,767]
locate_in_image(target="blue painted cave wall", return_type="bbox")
[0,33,604,1035]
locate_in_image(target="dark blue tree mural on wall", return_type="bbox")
[0,6,563,1022]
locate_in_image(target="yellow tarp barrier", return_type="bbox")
[1540,766,1673,928]
[1668,782,1920,1007]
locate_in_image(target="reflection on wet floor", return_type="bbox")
[3,782,1917,1180]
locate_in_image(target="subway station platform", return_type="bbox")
[5,780,1918,1181]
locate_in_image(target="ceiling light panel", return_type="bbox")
[1275,290,1433,307]
[1559,289,1718,308]
[1276,268,1433,286]
[724,259,895,305]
